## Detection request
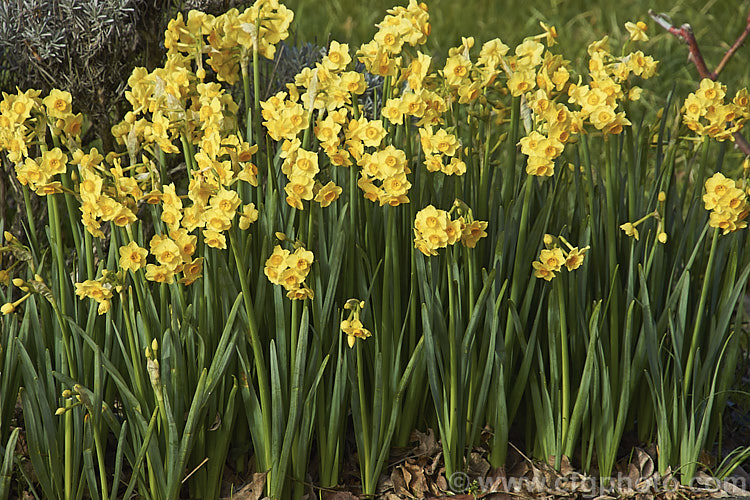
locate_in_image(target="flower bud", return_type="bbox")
[1,303,15,315]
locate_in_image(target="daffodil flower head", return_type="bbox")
[619,222,640,240]
[624,21,648,42]
[703,172,750,234]
[341,298,372,348]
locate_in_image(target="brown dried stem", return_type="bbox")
[649,9,750,156]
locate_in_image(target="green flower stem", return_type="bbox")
[467,246,476,318]
[158,147,168,187]
[19,185,39,256]
[180,133,194,176]
[389,209,401,350]
[604,140,621,387]
[446,250,458,478]
[50,135,81,254]
[64,400,73,500]
[356,343,371,493]
[242,56,253,143]
[83,229,94,281]
[124,226,149,325]
[348,160,357,297]
[625,126,637,222]
[307,201,315,250]
[384,75,392,106]
[502,96,520,206]
[580,136,595,220]
[253,48,262,155]
[291,298,299,381]
[352,93,361,120]
[700,135,711,179]
[504,176,533,370]
[48,194,67,318]
[59,174,81,255]
[92,414,109,500]
[229,230,272,471]
[380,212,393,358]
[683,225,719,393]
[120,291,148,404]
[479,114,492,221]
[403,119,413,161]
[373,81,379,120]
[265,135,276,195]
[555,277,570,464]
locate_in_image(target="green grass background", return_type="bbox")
[284,0,750,100]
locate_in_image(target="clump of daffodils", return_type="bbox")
[413,202,488,256]
[532,234,589,281]
[357,0,430,78]
[163,2,294,84]
[420,126,466,176]
[358,143,412,206]
[264,243,315,300]
[509,21,658,179]
[682,79,750,141]
[0,88,83,195]
[703,172,749,234]
[341,299,372,348]
[567,34,657,133]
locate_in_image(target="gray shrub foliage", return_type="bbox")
[0,0,242,144]
[0,0,143,132]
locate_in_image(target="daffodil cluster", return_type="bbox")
[703,172,749,234]
[264,244,315,300]
[341,298,372,348]
[358,144,412,206]
[502,33,577,177]
[420,125,465,175]
[164,1,293,84]
[108,4,267,283]
[260,38,370,209]
[567,33,657,133]
[144,229,203,285]
[413,204,488,256]
[532,235,589,281]
[682,79,750,141]
[357,0,430,78]
[113,63,258,189]
[0,88,83,195]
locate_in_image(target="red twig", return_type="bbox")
[649,9,750,156]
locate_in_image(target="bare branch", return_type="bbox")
[649,9,750,156]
